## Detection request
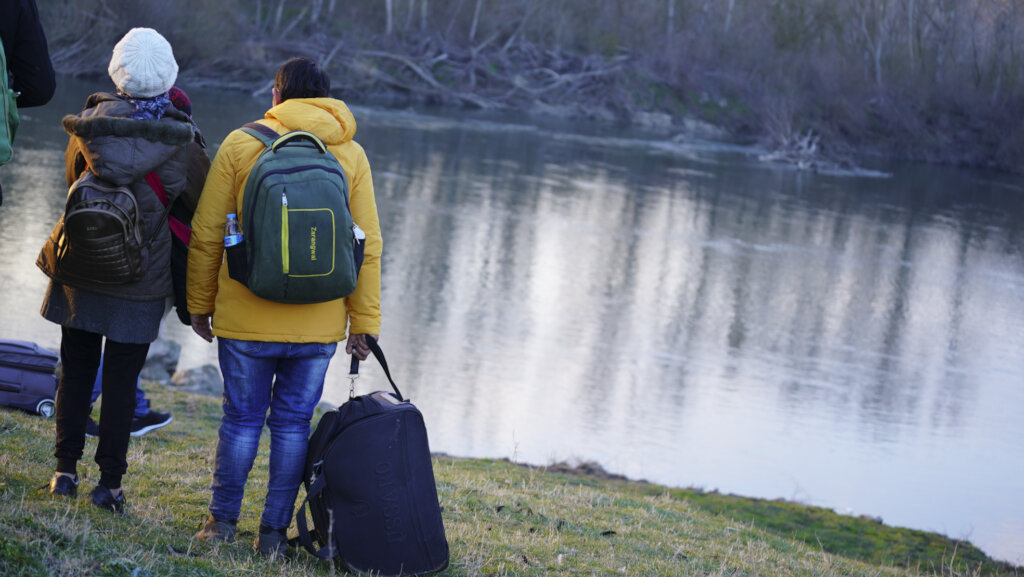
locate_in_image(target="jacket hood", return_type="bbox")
[62,92,194,185]
[264,98,356,146]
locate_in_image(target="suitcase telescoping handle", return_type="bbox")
[349,336,404,402]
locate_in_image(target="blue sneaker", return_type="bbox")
[85,417,99,438]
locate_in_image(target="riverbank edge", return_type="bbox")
[55,67,894,182]
[0,384,1018,576]
[45,38,911,180]
[155,65,1012,177]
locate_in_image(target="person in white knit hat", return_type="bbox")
[38,26,208,514]
[108,27,178,98]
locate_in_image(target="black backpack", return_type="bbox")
[49,171,149,285]
[295,338,449,576]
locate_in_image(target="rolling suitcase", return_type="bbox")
[296,337,449,576]
[0,339,59,417]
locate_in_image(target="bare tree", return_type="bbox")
[470,0,483,42]
[725,0,737,34]
[907,0,916,74]
[925,0,961,86]
[405,0,416,31]
[667,0,675,41]
[446,0,467,36]
[272,0,286,34]
[989,0,1022,102]
[386,0,394,36]
[853,0,894,87]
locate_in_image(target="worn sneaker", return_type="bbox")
[84,417,100,438]
[254,525,289,559]
[48,473,78,497]
[89,484,126,513]
[130,411,173,436]
[195,515,237,543]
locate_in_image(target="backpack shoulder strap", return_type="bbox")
[144,171,191,245]
[240,122,279,148]
[145,171,168,206]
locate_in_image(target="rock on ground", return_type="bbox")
[169,364,223,397]
[140,338,181,384]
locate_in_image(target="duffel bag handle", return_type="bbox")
[349,336,404,401]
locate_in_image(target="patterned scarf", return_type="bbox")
[121,92,172,120]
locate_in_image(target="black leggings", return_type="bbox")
[53,327,149,489]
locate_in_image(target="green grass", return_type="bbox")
[670,490,1007,575]
[0,386,1018,577]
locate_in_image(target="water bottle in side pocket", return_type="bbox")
[224,213,248,283]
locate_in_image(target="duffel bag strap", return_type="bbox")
[349,336,405,401]
[295,473,336,560]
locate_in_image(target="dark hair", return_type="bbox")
[275,57,331,102]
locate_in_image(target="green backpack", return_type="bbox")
[227,122,364,304]
[1,39,20,165]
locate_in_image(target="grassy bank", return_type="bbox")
[0,386,1018,577]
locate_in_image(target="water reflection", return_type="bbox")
[1,77,1022,564]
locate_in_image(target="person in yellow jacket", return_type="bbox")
[186,57,382,558]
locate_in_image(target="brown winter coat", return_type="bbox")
[36,92,206,302]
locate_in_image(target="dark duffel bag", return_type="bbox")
[0,339,58,417]
[295,337,449,576]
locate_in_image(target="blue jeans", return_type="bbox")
[208,338,337,530]
[90,355,149,418]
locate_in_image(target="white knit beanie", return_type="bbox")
[107,28,178,98]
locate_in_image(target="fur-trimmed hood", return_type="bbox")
[62,113,194,145]
[61,92,195,186]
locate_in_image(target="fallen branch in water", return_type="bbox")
[759,130,891,177]
[759,129,821,170]
[357,50,500,109]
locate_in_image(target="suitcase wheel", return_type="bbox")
[36,399,55,418]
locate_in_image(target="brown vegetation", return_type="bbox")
[37,0,1024,172]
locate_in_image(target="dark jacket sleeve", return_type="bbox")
[1,0,56,108]
[180,135,211,213]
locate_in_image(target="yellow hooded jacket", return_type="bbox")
[186,98,381,342]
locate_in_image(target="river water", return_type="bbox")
[1,77,1022,564]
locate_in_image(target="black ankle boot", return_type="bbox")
[89,484,126,513]
[48,473,79,497]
